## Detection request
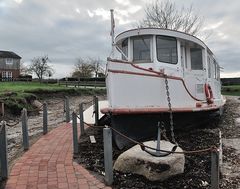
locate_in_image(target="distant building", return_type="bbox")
[0,50,21,81]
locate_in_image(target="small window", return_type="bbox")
[190,48,203,70]
[2,71,12,78]
[217,65,220,81]
[156,36,177,64]
[121,39,128,60]
[212,61,215,79]
[6,58,13,65]
[207,56,211,78]
[213,60,218,79]
[133,36,151,62]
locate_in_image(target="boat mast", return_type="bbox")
[110,9,115,58]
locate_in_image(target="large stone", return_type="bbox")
[114,140,185,181]
[32,100,43,110]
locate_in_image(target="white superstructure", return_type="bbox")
[102,28,225,114]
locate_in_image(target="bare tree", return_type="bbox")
[140,0,203,36]
[72,58,94,78]
[19,62,29,75]
[87,57,105,77]
[28,55,54,83]
[72,57,105,78]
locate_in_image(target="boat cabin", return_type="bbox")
[114,28,221,100]
[115,28,220,81]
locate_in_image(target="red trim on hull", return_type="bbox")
[101,105,220,115]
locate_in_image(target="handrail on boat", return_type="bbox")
[107,58,205,102]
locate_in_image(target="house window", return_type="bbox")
[2,71,12,78]
[6,58,13,65]
[156,36,177,64]
[133,36,151,62]
[190,48,203,70]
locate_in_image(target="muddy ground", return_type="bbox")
[77,97,240,189]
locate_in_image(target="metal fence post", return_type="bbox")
[72,112,78,157]
[65,96,70,123]
[211,150,219,189]
[43,102,48,135]
[79,103,85,136]
[94,96,99,126]
[21,108,29,150]
[0,121,9,179]
[103,127,113,185]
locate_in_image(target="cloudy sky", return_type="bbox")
[0,0,239,78]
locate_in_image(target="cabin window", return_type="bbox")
[207,56,211,78]
[212,61,215,79]
[6,58,13,65]
[132,36,151,62]
[156,36,177,64]
[217,65,220,81]
[121,39,128,60]
[190,48,203,70]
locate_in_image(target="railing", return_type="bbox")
[58,80,106,88]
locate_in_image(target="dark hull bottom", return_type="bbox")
[108,110,221,149]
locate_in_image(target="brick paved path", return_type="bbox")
[5,124,110,189]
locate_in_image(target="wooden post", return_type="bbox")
[1,103,4,117]
[43,102,48,135]
[72,112,78,157]
[21,108,29,150]
[94,96,99,126]
[65,96,70,123]
[79,103,85,136]
[0,121,9,179]
[103,127,113,185]
[211,150,219,189]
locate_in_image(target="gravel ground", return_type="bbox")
[77,96,240,189]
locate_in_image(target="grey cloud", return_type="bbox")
[0,0,239,78]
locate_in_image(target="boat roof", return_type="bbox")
[115,28,214,56]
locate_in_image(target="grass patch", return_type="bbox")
[0,81,66,92]
[0,81,106,95]
[222,85,240,96]
[0,81,106,115]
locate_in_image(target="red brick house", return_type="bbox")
[0,51,21,80]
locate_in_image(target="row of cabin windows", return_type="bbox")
[129,36,178,64]
[122,36,204,69]
[121,35,220,79]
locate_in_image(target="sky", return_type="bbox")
[0,0,239,78]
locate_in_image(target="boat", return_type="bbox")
[100,13,226,149]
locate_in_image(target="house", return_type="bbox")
[0,50,21,81]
